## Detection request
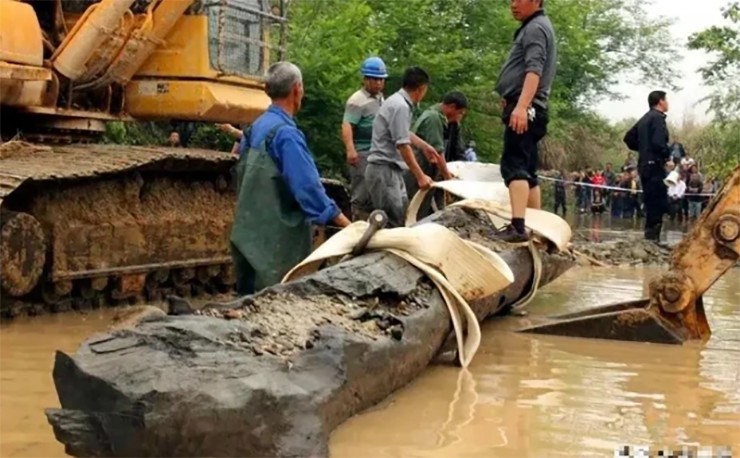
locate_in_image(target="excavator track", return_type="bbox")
[0,142,350,319]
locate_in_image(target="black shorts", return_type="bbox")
[500,103,549,188]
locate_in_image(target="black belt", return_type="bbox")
[504,97,547,110]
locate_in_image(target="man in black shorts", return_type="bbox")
[494,0,557,243]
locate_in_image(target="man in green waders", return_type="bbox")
[231,61,351,295]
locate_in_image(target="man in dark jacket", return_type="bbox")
[623,90,671,241]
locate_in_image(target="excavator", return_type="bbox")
[520,165,740,345]
[0,0,350,318]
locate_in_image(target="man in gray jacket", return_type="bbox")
[494,0,557,243]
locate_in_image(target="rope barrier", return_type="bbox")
[536,175,718,197]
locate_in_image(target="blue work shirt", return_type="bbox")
[239,104,341,225]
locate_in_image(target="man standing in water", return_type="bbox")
[231,61,350,296]
[493,0,557,243]
[341,57,387,220]
[623,91,671,241]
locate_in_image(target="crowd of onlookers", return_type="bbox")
[549,144,723,222]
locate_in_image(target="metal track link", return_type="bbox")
[1,264,236,320]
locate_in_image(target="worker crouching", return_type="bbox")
[231,61,351,296]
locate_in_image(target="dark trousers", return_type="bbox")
[553,193,566,216]
[611,194,622,217]
[668,197,682,221]
[639,164,669,240]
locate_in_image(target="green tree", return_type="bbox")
[688,1,740,120]
[686,1,740,178]
[286,0,680,178]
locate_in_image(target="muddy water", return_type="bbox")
[1,267,738,457]
[330,267,740,457]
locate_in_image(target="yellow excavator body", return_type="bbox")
[0,0,349,317]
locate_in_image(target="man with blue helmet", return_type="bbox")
[341,57,388,220]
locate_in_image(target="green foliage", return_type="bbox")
[688,1,740,120]
[103,121,234,151]
[675,120,740,179]
[684,1,740,179]
[188,124,235,151]
[286,0,680,176]
[103,121,169,146]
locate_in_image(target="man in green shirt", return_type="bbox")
[341,57,387,220]
[404,91,468,202]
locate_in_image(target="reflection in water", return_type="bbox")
[435,369,478,450]
[570,213,690,246]
[0,267,737,457]
[330,267,740,457]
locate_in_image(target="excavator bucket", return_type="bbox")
[519,165,740,345]
[519,298,704,344]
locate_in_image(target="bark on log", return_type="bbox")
[45,207,574,457]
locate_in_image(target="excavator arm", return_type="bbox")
[520,165,740,344]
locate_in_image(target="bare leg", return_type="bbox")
[527,185,541,209]
[510,180,529,218]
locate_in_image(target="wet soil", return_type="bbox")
[571,233,672,267]
[195,281,437,359]
[0,141,51,160]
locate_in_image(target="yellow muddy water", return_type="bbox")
[1,267,738,457]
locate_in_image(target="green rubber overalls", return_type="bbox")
[229,124,312,295]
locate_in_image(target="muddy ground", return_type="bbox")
[571,233,672,267]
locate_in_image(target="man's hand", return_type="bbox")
[346,149,359,167]
[509,106,529,134]
[416,173,434,190]
[216,123,242,139]
[422,145,440,165]
[332,212,352,228]
[441,170,457,181]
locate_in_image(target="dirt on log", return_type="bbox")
[45,207,574,458]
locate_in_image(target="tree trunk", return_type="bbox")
[45,207,574,458]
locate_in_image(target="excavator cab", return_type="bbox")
[1,0,285,137]
[125,0,282,125]
[520,165,740,345]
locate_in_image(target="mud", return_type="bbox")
[2,266,738,458]
[571,233,672,267]
[195,282,436,359]
[0,140,52,160]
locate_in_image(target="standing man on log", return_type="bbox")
[365,66,441,228]
[231,61,351,296]
[493,0,557,243]
[623,91,671,242]
[341,57,387,221]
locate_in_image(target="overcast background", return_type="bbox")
[594,0,727,124]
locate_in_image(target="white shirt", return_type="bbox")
[668,180,686,199]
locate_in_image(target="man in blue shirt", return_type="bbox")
[231,61,351,295]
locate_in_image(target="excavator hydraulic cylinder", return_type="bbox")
[104,0,194,87]
[51,0,136,80]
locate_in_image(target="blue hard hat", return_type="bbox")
[361,57,388,79]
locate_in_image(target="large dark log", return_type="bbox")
[45,207,574,457]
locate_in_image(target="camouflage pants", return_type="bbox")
[349,150,372,220]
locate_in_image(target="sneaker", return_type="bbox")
[492,224,530,244]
